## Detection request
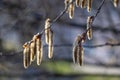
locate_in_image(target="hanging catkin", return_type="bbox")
[87,0,93,12]
[87,27,92,40]
[64,0,70,9]
[78,46,84,66]
[48,30,54,59]
[69,2,75,19]
[73,35,81,63]
[36,34,43,65]
[87,16,93,40]
[113,0,119,7]
[81,0,87,8]
[30,41,35,62]
[76,0,81,7]
[23,42,30,69]
[64,0,70,13]
[45,18,51,44]
[30,35,37,62]
[73,45,79,63]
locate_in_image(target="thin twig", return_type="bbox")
[83,42,120,48]
[93,0,105,20]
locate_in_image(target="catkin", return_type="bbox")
[87,27,92,40]
[45,18,51,44]
[64,0,70,9]
[73,35,81,63]
[23,42,30,69]
[76,0,81,7]
[30,35,38,62]
[81,0,87,8]
[87,0,93,12]
[69,2,75,19]
[113,0,119,7]
[78,46,84,66]
[30,40,36,62]
[48,30,54,59]
[73,45,79,63]
[65,0,70,13]
[36,34,43,65]
[87,16,93,40]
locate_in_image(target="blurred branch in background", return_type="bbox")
[0,42,120,56]
[0,61,120,78]
[65,22,120,34]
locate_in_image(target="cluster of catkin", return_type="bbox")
[23,33,43,68]
[73,16,94,66]
[73,33,85,66]
[72,16,94,66]
[64,0,93,19]
[23,18,54,69]
[23,0,119,68]
[64,0,93,66]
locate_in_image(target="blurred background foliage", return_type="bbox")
[0,0,120,80]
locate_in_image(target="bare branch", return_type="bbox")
[94,0,105,20]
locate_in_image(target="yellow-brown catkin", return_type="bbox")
[73,35,81,63]
[73,45,79,63]
[30,35,37,61]
[87,16,93,40]
[78,46,84,66]
[48,30,54,59]
[23,42,30,69]
[87,0,93,12]
[45,18,51,44]
[36,34,43,65]
[87,27,92,40]
[113,0,119,7]
[64,0,70,9]
[30,41,36,63]
[76,0,81,7]
[69,2,75,19]
[65,0,70,13]
[81,0,87,8]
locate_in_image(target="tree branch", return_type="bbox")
[94,0,105,19]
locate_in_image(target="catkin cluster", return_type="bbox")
[23,33,43,68]
[73,33,86,66]
[72,16,94,66]
[23,18,54,69]
[64,0,93,19]
[23,0,119,68]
